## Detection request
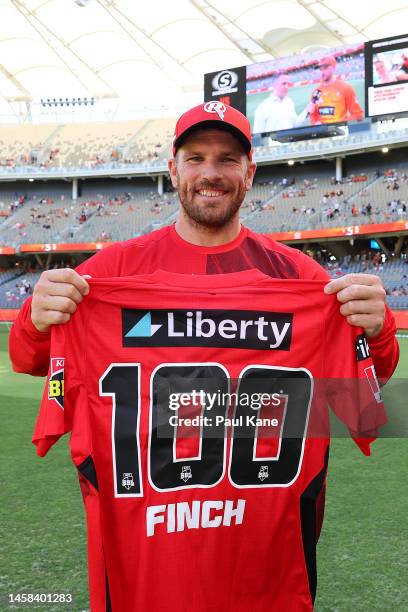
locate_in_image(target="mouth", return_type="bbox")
[196,189,227,198]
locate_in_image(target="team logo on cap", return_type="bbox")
[204,101,226,121]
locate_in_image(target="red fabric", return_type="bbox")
[9,225,399,382]
[33,272,387,611]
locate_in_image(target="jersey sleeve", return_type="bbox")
[296,253,399,383]
[32,324,70,456]
[32,316,86,459]
[323,298,387,455]
[8,296,51,377]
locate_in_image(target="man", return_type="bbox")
[309,55,364,125]
[373,57,395,85]
[252,73,310,133]
[9,102,397,381]
[9,102,398,610]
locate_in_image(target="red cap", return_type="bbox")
[319,55,337,68]
[173,102,253,160]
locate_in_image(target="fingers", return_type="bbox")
[332,282,386,305]
[324,273,382,294]
[35,295,79,315]
[34,310,72,327]
[343,314,384,338]
[44,281,85,303]
[42,268,90,295]
[323,273,386,338]
[31,268,91,332]
[339,299,382,317]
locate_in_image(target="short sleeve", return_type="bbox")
[32,325,72,456]
[32,314,87,460]
[323,297,387,455]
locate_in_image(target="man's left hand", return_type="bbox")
[324,273,386,338]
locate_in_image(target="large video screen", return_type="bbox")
[365,33,408,118]
[247,43,365,134]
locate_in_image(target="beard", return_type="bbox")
[177,178,246,229]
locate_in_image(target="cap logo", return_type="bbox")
[204,101,226,120]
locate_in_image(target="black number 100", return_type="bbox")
[100,363,312,497]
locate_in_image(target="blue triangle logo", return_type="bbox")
[125,312,162,337]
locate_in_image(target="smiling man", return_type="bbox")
[10,101,398,611]
[10,101,397,380]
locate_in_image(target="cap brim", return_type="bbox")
[173,120,252,156]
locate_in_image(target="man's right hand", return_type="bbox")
[31,269,90,332]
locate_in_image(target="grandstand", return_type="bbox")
[1,4,408,612]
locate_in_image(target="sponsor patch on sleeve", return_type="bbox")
[48,357,65,409]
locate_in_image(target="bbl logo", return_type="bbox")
[122,473,135,491]
[258,466,269,482]
[211,70,239,95]
[48,357,64,409]
[180,466,192,483]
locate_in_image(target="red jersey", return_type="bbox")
[9,225,399,382]
[33,271,387,612]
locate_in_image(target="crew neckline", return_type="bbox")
[169,223,248,254]
[147,268,268,288]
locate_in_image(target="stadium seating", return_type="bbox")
[2,258,407,309]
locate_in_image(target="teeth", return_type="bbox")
[198,189,225,197]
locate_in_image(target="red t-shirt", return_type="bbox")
[9,225,399,382]
[33,271,387,612]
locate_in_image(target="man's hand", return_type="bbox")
[324,273,387,338]
[31,269,90,332]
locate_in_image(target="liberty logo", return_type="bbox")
[180,466,192,483]
[125,312,162,338]
[123,308,293,350]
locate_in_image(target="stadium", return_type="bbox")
[1,1,407,610]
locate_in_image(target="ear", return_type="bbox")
[245,161,257,191]
[168,158,178,190]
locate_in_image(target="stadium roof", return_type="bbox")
[1,0,407,120]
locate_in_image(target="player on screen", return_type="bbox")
[252,73,311,133]
[309,55,364,125]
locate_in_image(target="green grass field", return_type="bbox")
[0,326,407,611]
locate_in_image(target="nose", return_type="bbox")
[199,160,224,183]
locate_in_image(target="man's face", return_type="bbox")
[274,76,290,99]
[375,60,386,77]
[320,63,335,82]
[168,129,256,229]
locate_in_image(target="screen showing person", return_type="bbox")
[246,43,365,134]
[308,55,364,125]
[252,74,309,133]
[373,49,408,85]
[366,34,408,118]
